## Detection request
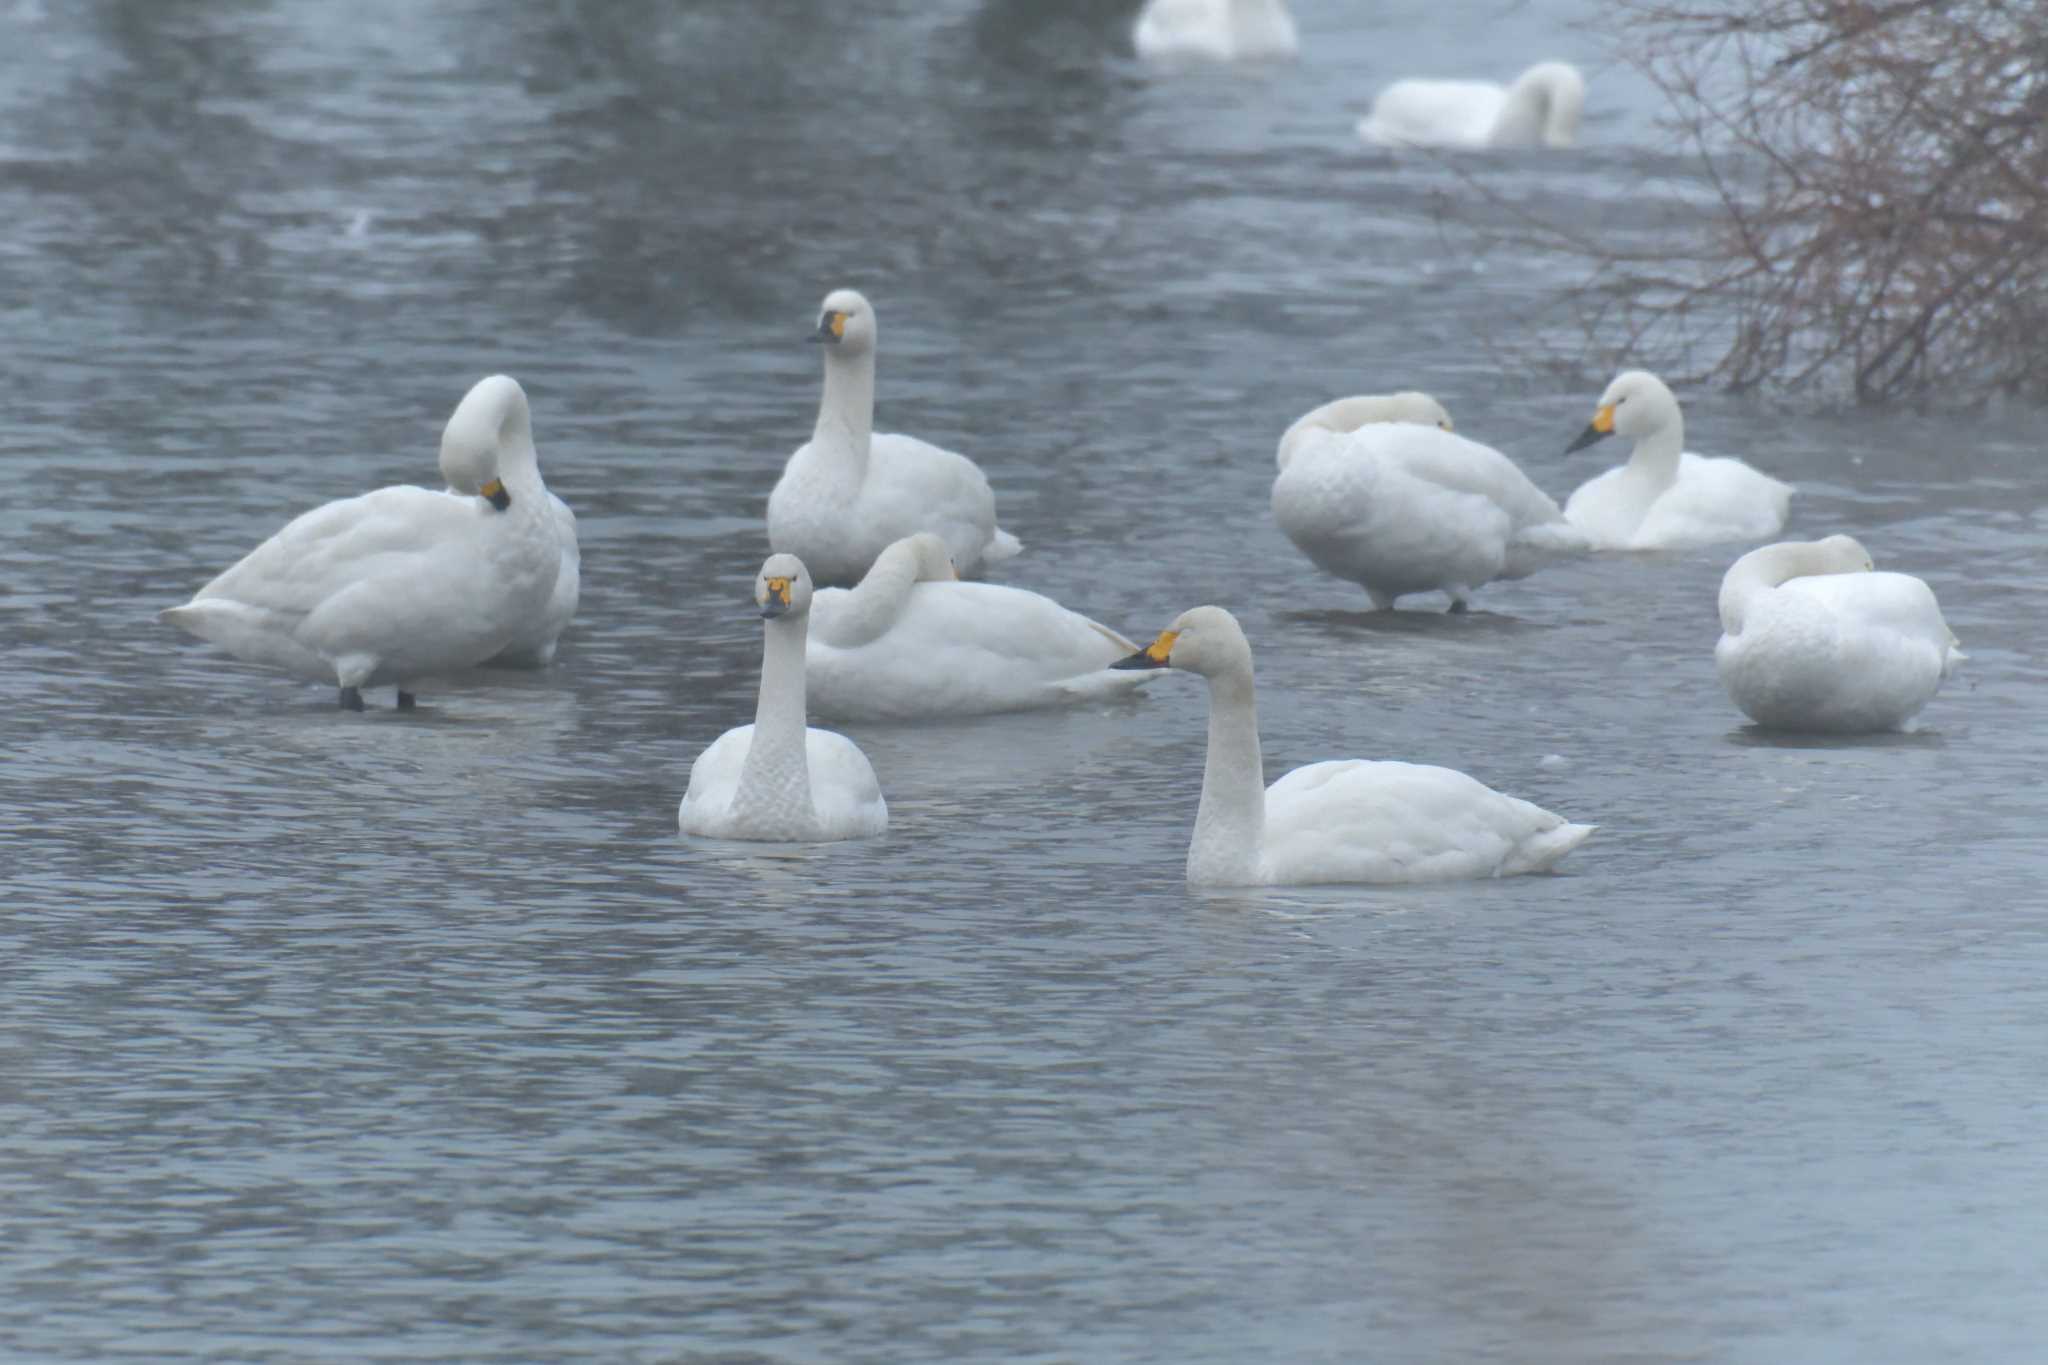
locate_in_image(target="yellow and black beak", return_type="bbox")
[480,477,511,510]
[1112,628,1178,671]
[1564,403,1615,454]
[808,310,848,344]
[760,575,794,618]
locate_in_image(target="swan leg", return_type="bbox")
[1446,598,1470,615]
[338,686,365,711]
[396,690,417,711]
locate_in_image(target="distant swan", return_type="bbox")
[1113,606,1593,885]
[807,533,1158,719]
[1133,0,1298,62]
[1272,391,1588,610]
[162,375,561,710]
[678,554,888,842]
[768,288,1022,585]
[1359,61,1585,149]
[1716,535,1963,732]
[1561,370,1792,550]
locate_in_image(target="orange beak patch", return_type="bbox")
[1591,403,1616,434]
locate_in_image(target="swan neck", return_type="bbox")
[814,346,875,460]
[830,549,918,647]
[1626,418,1684,486]
[1190,667,1266,883]
[1718,544,1809,632]
[735,616,814,821]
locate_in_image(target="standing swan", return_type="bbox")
[679,555,888,843]
[1716,535,1963,733]
[768,289,1021,585]
[807,533,1159,719]
[1272,391,1588,611]
[464,388,578,667]
[161,375,561,711]
[1112,606,1592,885]
[1133,0,1299,62]
[1359,62,1586,149]
[1561,370,1793,551]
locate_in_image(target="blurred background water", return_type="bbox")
[3,0,2046,1360]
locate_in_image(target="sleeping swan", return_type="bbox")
[678,554,888,842]
[1133,0,1298,62]
[161,375,561,711]
[1716,535,1963,733]
[808,533,1158,719]
[1359,61,1585,149]
[1272,391,1589,611]
[1113,606,1593,885]
[1562,370,1792,550]
[767,288,1021,585]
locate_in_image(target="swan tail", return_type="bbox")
[985,527,1023,563]
[1504,821,1596,875]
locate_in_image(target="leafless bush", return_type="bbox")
[1541,0,2048,402]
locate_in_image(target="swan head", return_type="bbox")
[809,288,877,354]
[756,553,815,620]
[1276,392,1453,469]
[894,532,959,583]
[1564,369,1680,453]
[440,374,530,509]
[1111,605,1252,679]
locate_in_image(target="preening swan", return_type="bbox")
[1133,0,1298,62]
[767,288,1022,585]
[1272,391,1589,610]
[678,554,889,843]
[1716,535,1963,733]
[1561,370,1793,551]
[471,417,578,668]
[1113,606,1593,885]
[161,375,562,710]
[807,533,1158,719]
[1359,61,1586,149]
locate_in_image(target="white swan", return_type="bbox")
[1272,392,1589,611]
[1113,606,1593,885]
[161,375,561,710]
[806,533,1158,719]
[768,289,1022,585]
[678,554,888,842]
[1133,0,1298,62]
[1359,61,1586,149]
[476,446,578,668]
[1716,535,1963,733]
[1562,370,1793,551]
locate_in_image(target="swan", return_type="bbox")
[1272,391,1590,611]
[1113,606,1593,885]
[678,554,889,842]
[473,428,578,667]
[1716,535,1963,733]
[161,375,561,710]
[806,533,1159,719]
[1359,61,1586,149]
[1133,0,1298,62]
[768,289,1022,585]
[1561,370,1793,551]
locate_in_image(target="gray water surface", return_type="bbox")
[5,2,2047,1361]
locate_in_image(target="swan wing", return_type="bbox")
[803,727,889,838]
[1630,453,1792,549]
[1359,79,1506,148]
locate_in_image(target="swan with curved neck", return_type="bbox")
[1133,0,1299,63]
[1359,61,1586,150]
[1715,535,1962,733]
[1275,391,1452,472]
[678,554,888,842]
[1112,606,1592,885]
[1560,370,1792,551]
[767,288,1021,585]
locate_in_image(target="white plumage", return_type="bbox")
[1132,0,1298,62]
[1359,62,1586,149]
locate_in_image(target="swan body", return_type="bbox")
[1272,392,1589,610]
[807,533,1157,719]
[1113,606,1592,885]
[485,492,579,667]
[161,375,561,708]
[768,289,1021,585]
[679,555,888,842]
[1562,370,1792,550]
[1716,535,1963,732]
[1359,62,1586,149]
[1133,0,1298,62]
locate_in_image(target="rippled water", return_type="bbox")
[5,1,2047,1359]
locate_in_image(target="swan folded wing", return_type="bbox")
[1368,427,1567,527]
[862,433,1003,569]
[1779,572,1961,677]
[1361,80,1505,148]
[1630,454,1792,548]
[184,487,468,617]
[804,728,888,837]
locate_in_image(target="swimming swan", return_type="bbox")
[768,289,1022,585]
[1359,61,1585,149]
[807,533,1158,719]
[1113,606,1593,885]
[161,375,561,710]
[678,554,889,842]
[1272,392,1589,611]
[1561,370,1793,551]
[1133,0,1299,62]
[1716,535,1963,733]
